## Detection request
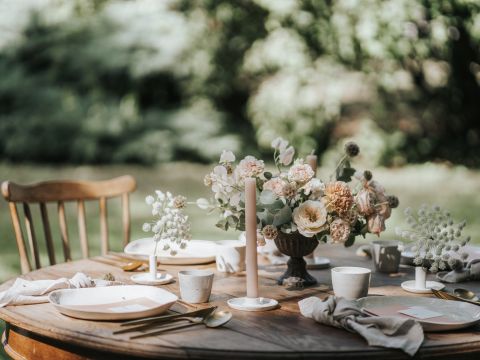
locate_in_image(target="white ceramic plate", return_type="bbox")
[124,238,217,265]
[357,296,480,331]
[49,285,178,320]
[130,273,174,285]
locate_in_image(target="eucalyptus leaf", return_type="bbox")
[264,171,273,180]
[216,218,227,230]
[262,199,284,211]
[260,190,276,204]
[273,206,293,226]
[258,209,274,226]
[227,215,238,226]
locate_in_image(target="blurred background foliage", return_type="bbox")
[0,0,479,166]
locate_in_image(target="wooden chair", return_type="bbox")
[1,176,136,274]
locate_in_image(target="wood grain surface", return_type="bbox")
[1,245,480,359]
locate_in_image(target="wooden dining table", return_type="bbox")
[1,244,480,360]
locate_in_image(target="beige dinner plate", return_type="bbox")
[124,238,217,265]
[49,285,178,320]
[357,295,480,331]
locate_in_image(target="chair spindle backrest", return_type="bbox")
[1,176,136,274]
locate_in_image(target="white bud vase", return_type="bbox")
[149,255,157,280]
[415,266,427,289]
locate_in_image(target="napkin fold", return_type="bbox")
[298,296,424,356]
[0,272,120,307]
[436,259,480,283]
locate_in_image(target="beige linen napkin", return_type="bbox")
[0,272,120,307]
[298,296,424,356]
[437,259,480,283]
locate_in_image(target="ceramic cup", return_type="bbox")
[371,240,402,273]
[215,240,246,273]
[178,269,214,303]
[331,267,371,300]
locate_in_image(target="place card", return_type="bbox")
[398,306,443,319]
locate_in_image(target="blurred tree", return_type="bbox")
[0,0,478,165]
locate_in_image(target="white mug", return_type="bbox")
[331,267,371,300]
[178,270,214,303]
[215,240,246,273]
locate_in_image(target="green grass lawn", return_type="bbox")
[0,162,479,358]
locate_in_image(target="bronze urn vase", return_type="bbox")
[274,231,319,286]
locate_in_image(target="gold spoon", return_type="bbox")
[130,310,233,339]
[454,288,479,302]
[121,261,144,271]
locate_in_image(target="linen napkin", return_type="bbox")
[0,272,120,307]
[436,259,480,283]
[298,296,424,356]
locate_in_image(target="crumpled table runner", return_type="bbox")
[298,296,424,356]
[437,259,480,283]
[0,272,120,307]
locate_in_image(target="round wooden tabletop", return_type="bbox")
[1,245,480,360]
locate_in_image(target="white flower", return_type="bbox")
[142,223,151,232]
[145,195,155,205]
[292,200,328,237]
[263,177,288,197]
[301,178,325,199]
[271,137,289,152]
[219,150,235,163]
[279,146,295,166]
[196,198,210,210]
[288,162,314,184]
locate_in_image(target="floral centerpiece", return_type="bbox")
[198,138,399,286]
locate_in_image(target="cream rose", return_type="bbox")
[263,177,287,197]
[288,163,314,184]
[292,200,328,237]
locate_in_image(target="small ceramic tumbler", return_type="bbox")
[331,267,371,300]
[371,240,402,273]
[178,270,214,303]
[215,240,246,273]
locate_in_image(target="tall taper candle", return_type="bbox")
[306,154,317,176]
[305,154,318,261]
[245,177,259,298]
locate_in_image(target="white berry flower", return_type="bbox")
[145,195,155,205]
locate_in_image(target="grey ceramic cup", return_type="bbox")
[331,267,371,300]
[371,240,402,273]
[178,269,214,303]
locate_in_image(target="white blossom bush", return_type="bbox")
[143,191,191,256]
[396,204,471,272]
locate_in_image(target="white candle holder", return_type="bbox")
[227,296,278,312]
[401,266,445,294]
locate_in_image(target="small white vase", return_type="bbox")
[415,266,427,289]
[149,255,157,279]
